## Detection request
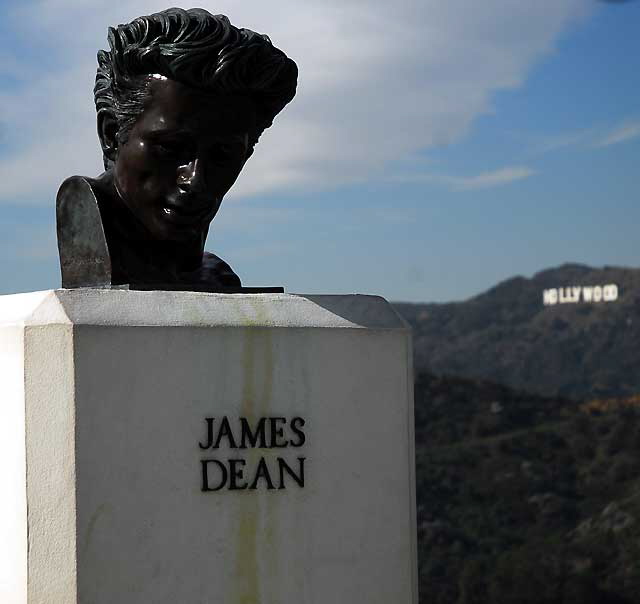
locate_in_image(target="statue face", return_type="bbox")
[112,78,256,242]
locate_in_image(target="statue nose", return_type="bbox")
[177,159,205,193]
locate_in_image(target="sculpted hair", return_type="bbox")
[94,8,297,166]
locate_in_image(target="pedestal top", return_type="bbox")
[0,289,408,330]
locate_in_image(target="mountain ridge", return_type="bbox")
[393,263,640,399]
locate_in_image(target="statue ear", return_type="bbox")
[97,112,119,163]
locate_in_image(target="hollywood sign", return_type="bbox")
[543,284,619,306]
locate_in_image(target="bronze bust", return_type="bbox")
[56,8,297,291]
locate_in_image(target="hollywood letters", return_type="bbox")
[199,416,306,492]
[543,284,619,306]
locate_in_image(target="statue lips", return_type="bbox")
[161,195,219,227]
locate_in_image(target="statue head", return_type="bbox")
[93,8,297,242]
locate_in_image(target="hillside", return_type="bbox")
[414,372,640,604]
[395,264,640,400]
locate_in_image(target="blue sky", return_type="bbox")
[0,1,638,301]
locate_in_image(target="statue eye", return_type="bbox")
[153,141,183,157]
[152,141,199,168]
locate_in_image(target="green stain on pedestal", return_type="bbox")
[234,506,259,604]
[233,299,276,603]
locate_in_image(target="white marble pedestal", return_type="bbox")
[0,289,416,604]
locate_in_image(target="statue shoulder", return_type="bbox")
[201,252,242,287]
[56,175,97,202]
[56,175,112,288]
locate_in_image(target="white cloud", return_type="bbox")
[527,116,640,155]
[449,166,537,191]
[0,0,590,204]
[596,119,640,147]
[529,128,595,154]
[391,165,536,191]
